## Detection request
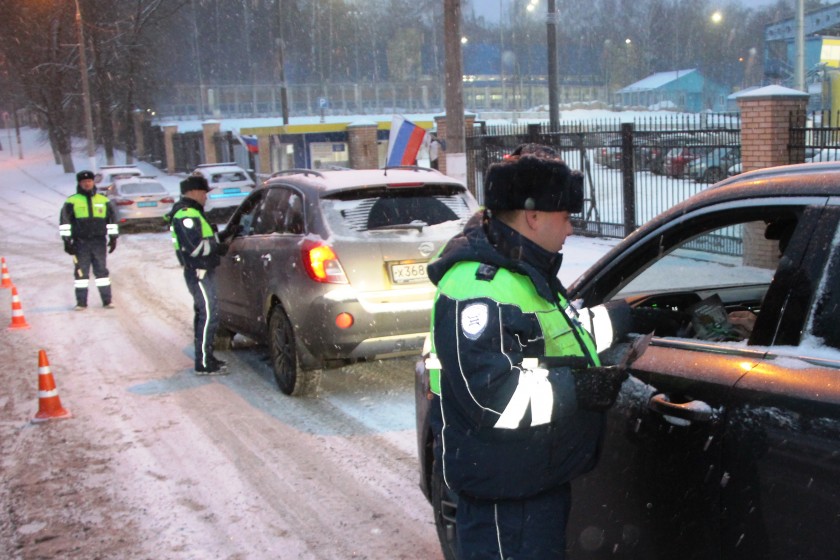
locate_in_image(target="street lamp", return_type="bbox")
[74,0,97,172]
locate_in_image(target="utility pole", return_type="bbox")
[444,0,466,183]
[547,0,559,131]
[74,0,97,172]
[277,0,289,124]
[795,0,805,92]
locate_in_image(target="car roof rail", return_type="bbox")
[382,165,439,174]
[268,169,326,179]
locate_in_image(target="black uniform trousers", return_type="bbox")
[456,483,572,560]
[73,237,111,307]
[183,266,220,370]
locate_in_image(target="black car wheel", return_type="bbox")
[432,462,458,560]
[268,307,320,396]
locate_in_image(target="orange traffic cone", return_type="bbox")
[8,285,30,330]
[32,350,71,423]
[0,257,11,288]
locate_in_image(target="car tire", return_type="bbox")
[214,326,235,351]
[431,461,458,560]
[268,307,320,396]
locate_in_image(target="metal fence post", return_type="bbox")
[620,122,636,236]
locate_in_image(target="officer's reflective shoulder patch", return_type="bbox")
[461,302,488,340]
[183,217,195,229]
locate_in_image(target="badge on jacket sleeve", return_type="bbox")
[461,303,488,340]
[183,217,195,229]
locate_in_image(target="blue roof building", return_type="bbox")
[615,69,730,113]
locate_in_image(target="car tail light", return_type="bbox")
[386,182,424,188]
[160,196,175,204]
[302,241,348,284]
[114,198,134,206]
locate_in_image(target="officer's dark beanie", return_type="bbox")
[180,175,210,194]
[76,170,95,182]
[484,148,583,213]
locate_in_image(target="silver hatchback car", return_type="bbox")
[215,167,479,395]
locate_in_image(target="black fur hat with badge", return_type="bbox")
[484,143,583,213]
[180,174,211,194]
[76,170,95,182]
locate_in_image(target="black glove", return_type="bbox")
[108,237,117,253]
[63,240,75,255]
[571,366,628,411]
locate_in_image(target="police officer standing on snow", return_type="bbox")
[426,144,630,559]
[166,175,237,375]
[59,170,119,310]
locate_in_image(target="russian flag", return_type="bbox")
[386,115,427,167]
[235,131,259,154]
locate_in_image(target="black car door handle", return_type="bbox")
[648,393,713,424]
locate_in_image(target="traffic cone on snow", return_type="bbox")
[7,285,30,330]
[32,350,72,423]
[0,257,11,289]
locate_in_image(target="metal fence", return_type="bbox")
[790,110,840,164]
[466,114,742,252]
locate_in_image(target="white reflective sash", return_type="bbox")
[74,279,90,288]
[59,224,72,237]
[494,358,554,429]
[577,304,614,353]
[95,277,111,287]
[190,239,212,257]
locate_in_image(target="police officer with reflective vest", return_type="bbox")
[59,170,119,310]
[426,145,630,559]
[165,175,237,375]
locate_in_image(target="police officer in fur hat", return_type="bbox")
[59,170,119,310]
[425,144,629,559]
[165,175,238,375]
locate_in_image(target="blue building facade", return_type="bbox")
[615,69,730,113]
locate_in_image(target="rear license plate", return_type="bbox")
[223,187,242,194]
[389,261,428,284]
[137,201,158,207]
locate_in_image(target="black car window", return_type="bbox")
[611,208,805,343]
[807,218,840,350]
[230,189,267,236]
[253,188,289,235]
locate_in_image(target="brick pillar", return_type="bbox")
[736,86,809,269]
[348,122,379,169]
[202,120,221,164]
[163,124,178,174]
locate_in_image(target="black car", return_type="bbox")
[415,161,840,559]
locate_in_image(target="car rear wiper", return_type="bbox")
[367,220,428,232]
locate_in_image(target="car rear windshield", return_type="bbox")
[118,182,167,195]
[321,185,474,234]
[212,172,248,182]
